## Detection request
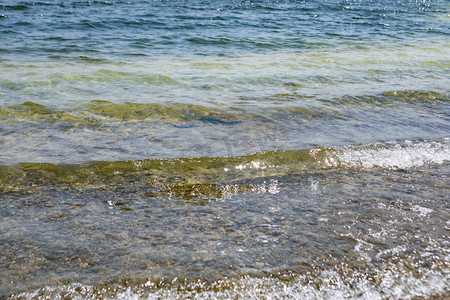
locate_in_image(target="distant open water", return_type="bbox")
[0,0,449,299]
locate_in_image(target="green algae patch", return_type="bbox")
[82,100,238,122]
[95,69,179,85]
[0,102,100,126]
[1,101,55,117]
[382,90,449,103]
[331,91,449,108]
[0,149,333,198]
[146,182,254,204]
[0,99,309,127]
[333,95,399,107]
[286,106,337,119]
[50,70,179,85]
[3,92,428,128]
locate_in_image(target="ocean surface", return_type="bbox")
[0,0,449,298]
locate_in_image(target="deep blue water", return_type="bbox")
[1,0,449,58]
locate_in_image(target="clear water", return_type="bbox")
[0,0,449,298]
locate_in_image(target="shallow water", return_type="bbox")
[1,141,449,299]
[1,0,449,298]
[2,152,449,298]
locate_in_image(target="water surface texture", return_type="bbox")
[0,0,449,298]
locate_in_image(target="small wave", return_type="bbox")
[0,100,333,125]
[334,139,450,169]
[1,139,448,195]
[0,149,318,194]
[1,4,29,11]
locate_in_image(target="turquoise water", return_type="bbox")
[0,0,449,298]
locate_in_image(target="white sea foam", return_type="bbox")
[11,268,449,300]
[334,139,450,169]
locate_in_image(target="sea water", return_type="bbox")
[0,0,449,298]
